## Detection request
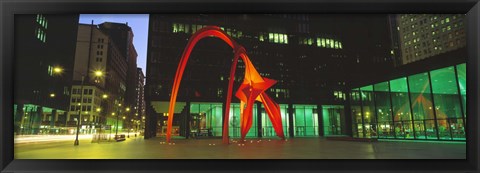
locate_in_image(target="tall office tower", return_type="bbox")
[99,22,138,126]
[14,14,79,135]
[144,14,392,139]
[390,14,466,66]
[68,23,128,134]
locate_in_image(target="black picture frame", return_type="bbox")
[1,0,479,172]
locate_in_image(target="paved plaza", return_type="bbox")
[14,136,466,159]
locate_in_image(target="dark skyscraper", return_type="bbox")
[98,22,138,126]
[145,14,393,139]
[14,14,79,134]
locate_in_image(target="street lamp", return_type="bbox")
[115,104,130,140]
[74,69,104,146]
[53,66,63,74]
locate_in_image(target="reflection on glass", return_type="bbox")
[322,105,345,136]
[360,85,376,138]
[351,64,466,141]
[293,105,318,137]
[408,72,434,140]
[190,102,223,137]
[261,104,289,137]
[431,66,464,140]
[229,103,257,138]
[350,88,363,138]
[390,77,413,139]
[374,82,394,138]
[456,63,466,119]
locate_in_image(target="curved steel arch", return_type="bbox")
[166,26,285,144]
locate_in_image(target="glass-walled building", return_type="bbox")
[349,63,466,141]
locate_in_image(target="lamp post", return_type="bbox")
[126,107,130,138]
[73,69,104,146]
[74,75,85,146]
[115,104,129,140]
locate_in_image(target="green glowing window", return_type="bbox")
[430,66,462,119]
[284,34,288,44]
[191,25,197,32]
[191,102,223,137]
[172,23,178,33]
[446,17,450,23]
[456,64,466,118]
[350,88,363,138]
[339,42,342,49]
[408,72,434,120]
[360,85,376,138]
[259,33,264,41]
[390,77,412,121]
[390,77,413,139]
[321,38,326,47]
[47,65,53,76]
[373,81,394,138]
[262,104,289,137]
[431,66,465,140]
[229,103,258,138]
[269,33,273,43]
[185,24,190,34]
[179,24,185,33]
[322,105,345,136]
[293,105,318,137]
[36,28,41,39]
[326,39,330,48]
[279,33,284,43]
[316,38,321,47]
[408,72,436,140]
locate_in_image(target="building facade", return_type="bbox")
[99,22,138,131]
[14,14,79,135]
[68,23,129,134]
[348,48,466,141]
[145,14,393,139]
[390,14,466,66]
[135,68,146,132]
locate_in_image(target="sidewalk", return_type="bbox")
[14,133,140,144]
[14,137,466,159]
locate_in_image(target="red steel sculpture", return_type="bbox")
[166,26,285,144]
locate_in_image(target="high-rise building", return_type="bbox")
[390,14,466,66]
[145,14,392,139]
[98,22,138,126]
[14,14,79,135]
[68,23,128,134]
[135,68,146,131]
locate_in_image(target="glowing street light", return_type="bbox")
[94,70,104,77]
[102,94,108,99]
[49,93,55,98]
[53,66,63,74]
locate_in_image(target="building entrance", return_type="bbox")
[322,105,345,136]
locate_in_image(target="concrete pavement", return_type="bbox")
[14,136,466,159]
